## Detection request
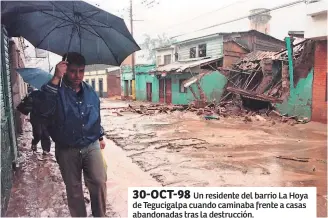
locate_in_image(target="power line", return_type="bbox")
[163,0,252,31]
[171,0,305,39]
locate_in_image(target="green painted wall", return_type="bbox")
[276,68,313,119]
[135,71,228,105]
[121,64,156,96]
[170,73,197,105]
[275,37,313,119]
[201,71,228,103]
[169,71,227,105]
[121,72,133,96]
[135,73,159,102]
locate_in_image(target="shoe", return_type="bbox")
[42,151,49,156]
[31,144,37,152]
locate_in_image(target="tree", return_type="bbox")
[140,33,176,63]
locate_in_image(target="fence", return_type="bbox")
[1,26,18,216]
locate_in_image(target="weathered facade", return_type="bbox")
[122,64,155,100]
[147,30,284,105]
[175,34,223,61]
[304,0,327,123]
[1,27,28,216]
[140,58,228,105]
[9,39,28,134]
[84,65,120,98]
[222,40,249,68]
[222,30,285,52]
[155,46,175,67]
[107,69,121,98]
[171,30,285,64]
[312,40,327,123]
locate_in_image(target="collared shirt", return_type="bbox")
[40,80,104,148]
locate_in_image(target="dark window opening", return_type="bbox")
[179,80,187,93]
[198,44,206,57]
[190,47,196,58]
[91,79,95,90]
[124,80,129,96]
[129,80,133,95]
[164,55,171,65]
[98,78,103,97]
[175,52,178,61]
[241,97,273,111]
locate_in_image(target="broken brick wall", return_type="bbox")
[312,40,327,123]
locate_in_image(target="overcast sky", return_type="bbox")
[29,0,307,70]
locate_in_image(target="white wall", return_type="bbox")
[176,35,223,60]
[304,0,328,39]
[155,48,174,66]
[84,71,108,92]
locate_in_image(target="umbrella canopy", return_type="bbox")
[1,1,140,66]
[16,68,53,90]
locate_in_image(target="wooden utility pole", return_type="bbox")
[130,0,135,79]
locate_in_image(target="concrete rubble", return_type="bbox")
[103,100,308,126]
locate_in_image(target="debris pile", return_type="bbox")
[216,39,313,123]
[218,39,312,104]
[104,100,307,125]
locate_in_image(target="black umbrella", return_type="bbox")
[1,1,140,66]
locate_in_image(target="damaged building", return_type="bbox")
[138,30,285,106]
[219,36,316,121]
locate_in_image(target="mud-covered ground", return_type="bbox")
[102,100,327,217]
[5,99,327,217]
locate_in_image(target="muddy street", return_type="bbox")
[5,99,327,217]
[5,124,119,217]
[101,99,327,217]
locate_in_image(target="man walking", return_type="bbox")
[39,52,107,217]
[29,91,51,155]
[17,89,51,155]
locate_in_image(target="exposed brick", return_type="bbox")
[312,40,327,123]
[107,70,121,97]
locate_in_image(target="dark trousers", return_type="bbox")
[55,141,107,217]
[31,122,51,152]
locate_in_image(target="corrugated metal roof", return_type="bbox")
[151,57,222,73]
[235,39,307,65]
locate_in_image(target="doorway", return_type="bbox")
[124,80,129,96]
[98,78,103,97]
[159,78,172,104]
[146,83,152,102]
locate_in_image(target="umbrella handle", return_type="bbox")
[59,56,68,87]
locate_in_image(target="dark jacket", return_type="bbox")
[17,90,42,124]
[39,80,104,148]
